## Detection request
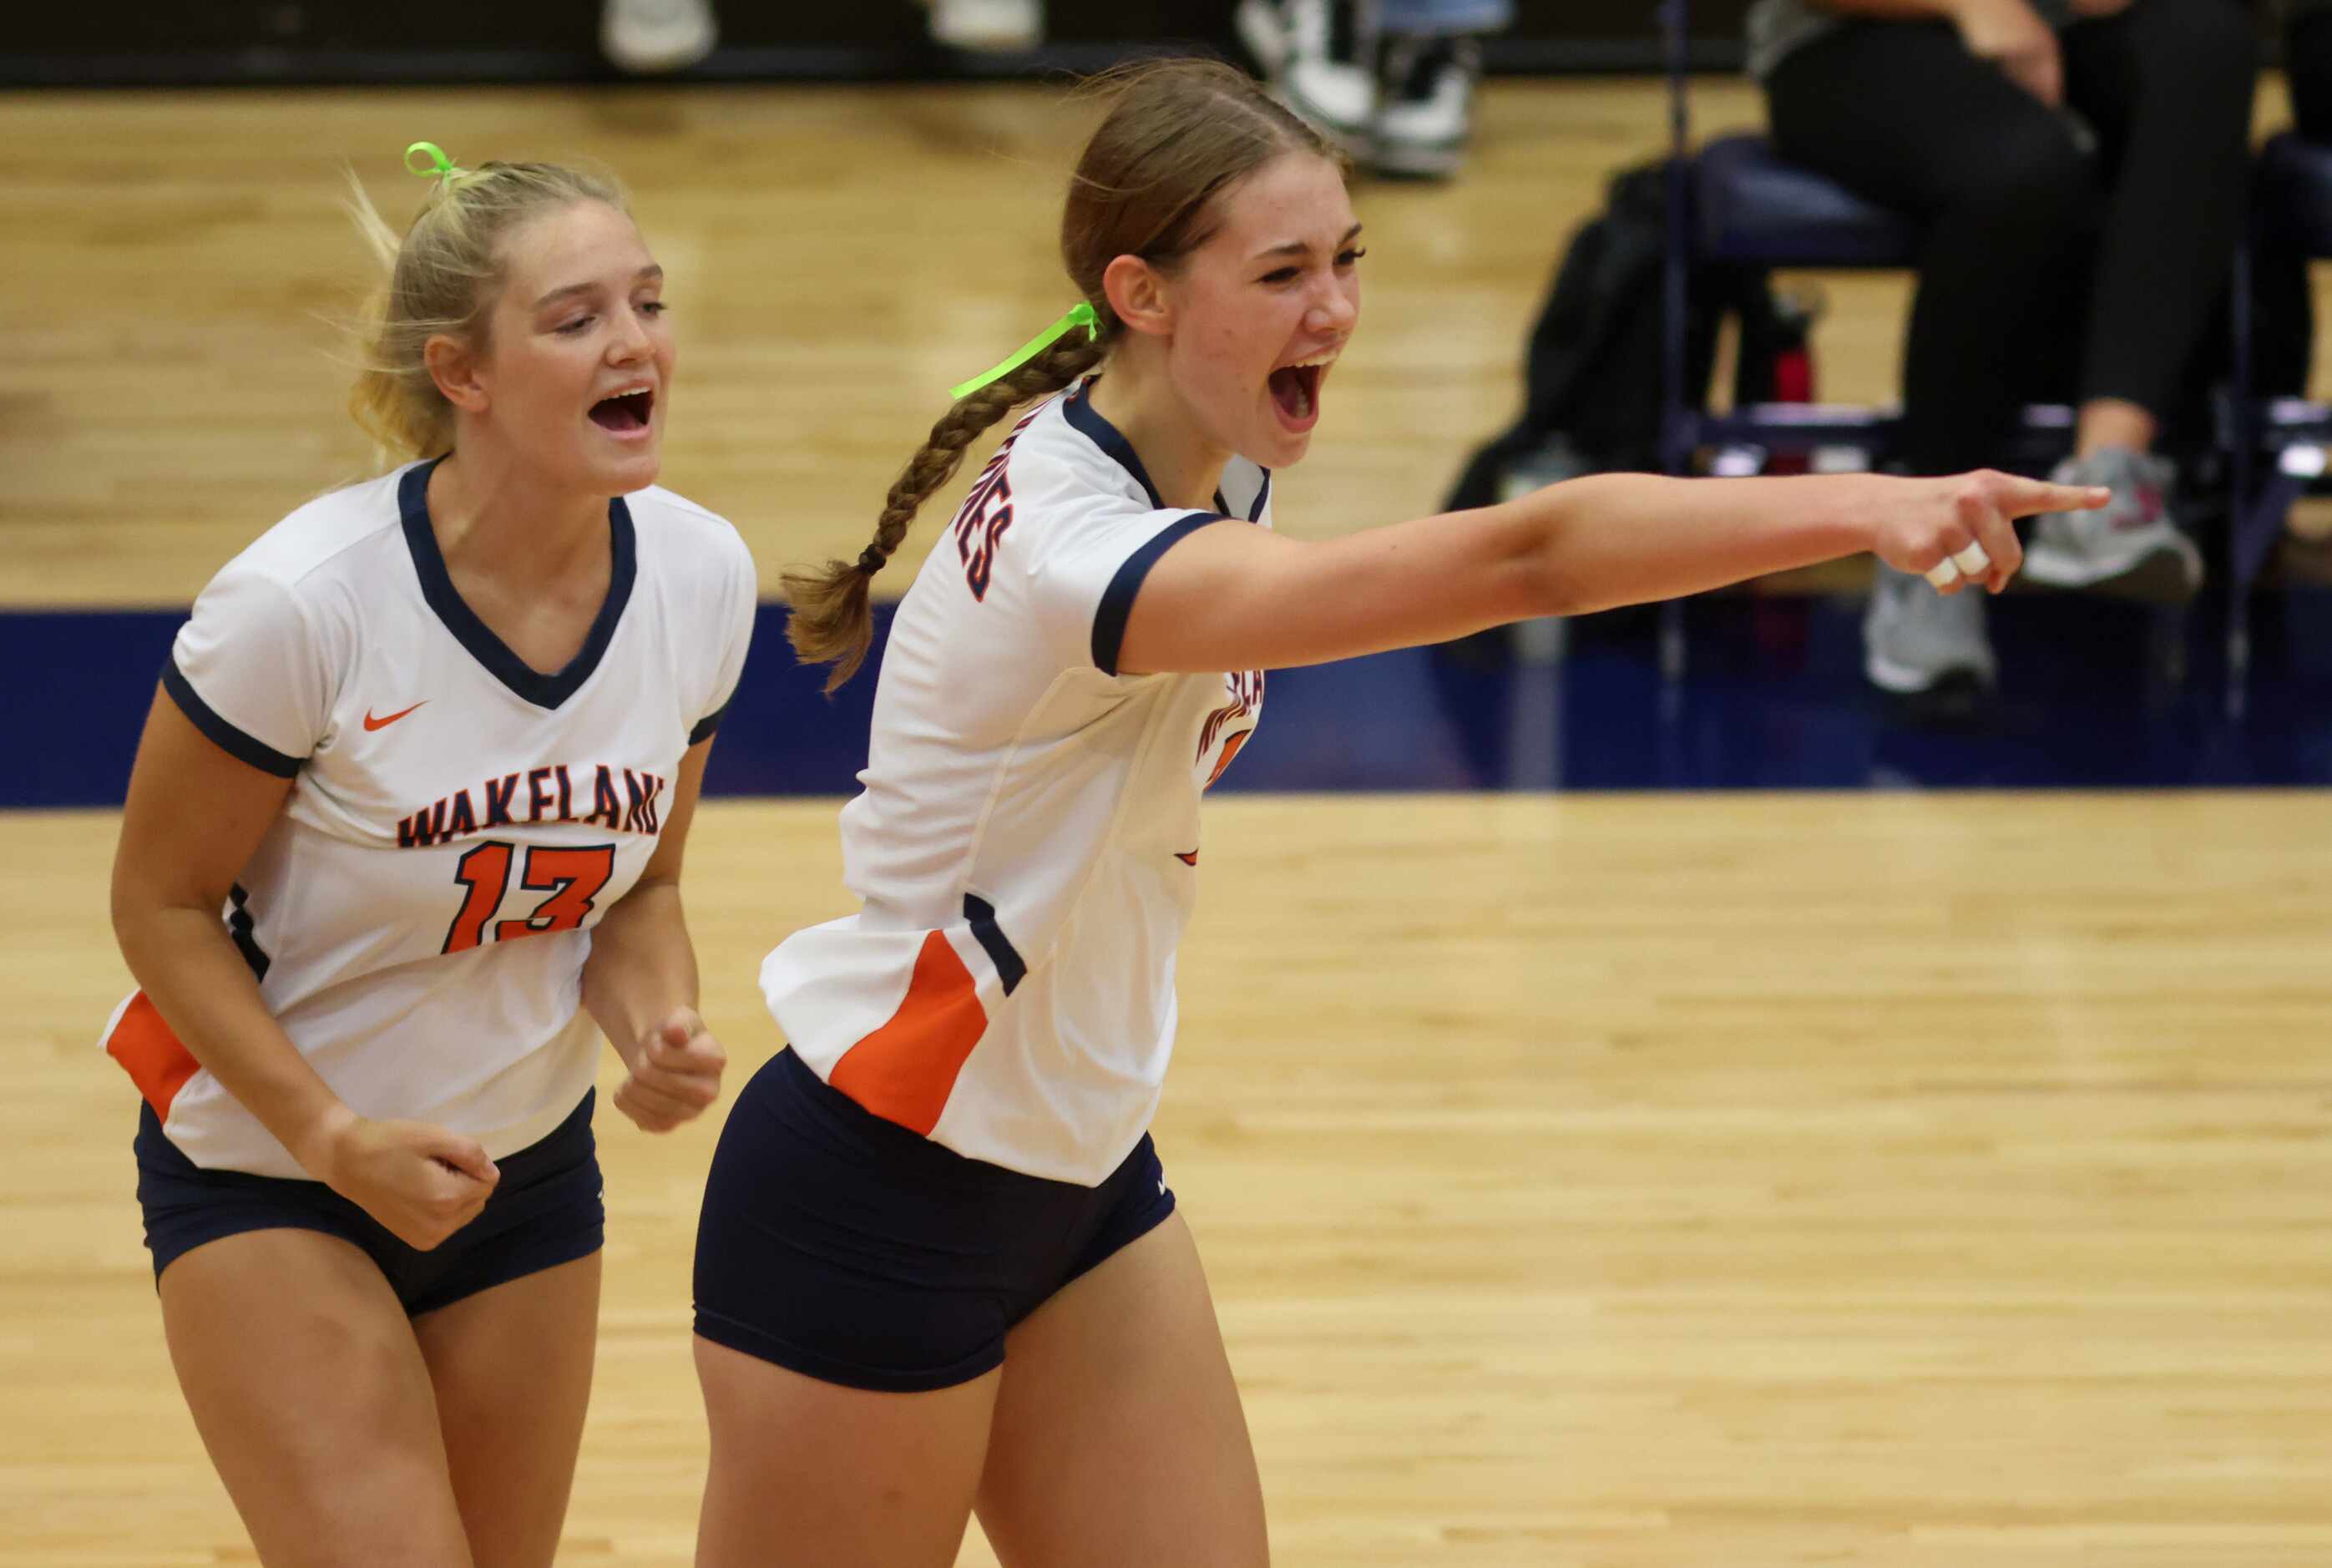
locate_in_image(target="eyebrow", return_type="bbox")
[532,264,664,311]
[1252,224,1364,263]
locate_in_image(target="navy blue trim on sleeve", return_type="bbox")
[1090,513,1225,676]
[160,661,304,778]
[688,700,730,746]
[963,893,1026,996]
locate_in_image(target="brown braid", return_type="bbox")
[782,328,1110,691]
[785,58,1341,692]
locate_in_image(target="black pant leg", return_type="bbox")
[1764,23,2103,475]
[2060,0,2258,422]
[2288,8,2332,144]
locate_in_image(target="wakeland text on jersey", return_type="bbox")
[397,766,670,848]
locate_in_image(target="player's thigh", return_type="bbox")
[158,1227,472,1568]
[412,1252,601,1568]
[974,1212,1268,1568]
[692,1333,999,1568]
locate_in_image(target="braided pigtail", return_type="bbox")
[784,326,1110,690]
[791,58,1342,691]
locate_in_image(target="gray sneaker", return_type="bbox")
[1241,0,1378,158]
[2022,448,2203,601]
[1374,34,1480,179]
[1864,564,1997,695]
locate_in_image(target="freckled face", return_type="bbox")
[1154,153,1362,469]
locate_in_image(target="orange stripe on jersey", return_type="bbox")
[104,990,203,1120]
[827,931,987,1136]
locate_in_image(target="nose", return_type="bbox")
[607,303,654,364]
[1304,277,1357,336]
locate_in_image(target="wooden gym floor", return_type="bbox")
[4,78,2330,1565]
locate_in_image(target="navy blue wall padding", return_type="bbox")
[12,592,2332,806]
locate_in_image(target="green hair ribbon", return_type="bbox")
[403,140,468,186]
[948,301,1100,402]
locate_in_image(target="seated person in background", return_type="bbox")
[1748,0,2255,698]
[1240,0,1513,179]
[602,0,717,71]
[2288,0,2332,141]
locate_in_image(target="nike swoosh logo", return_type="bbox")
[362,701,427,731]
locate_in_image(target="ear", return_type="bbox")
[1100,254,1174,341]
[423,331,490,415]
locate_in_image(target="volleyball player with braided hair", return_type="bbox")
[104,144,752,1565]
[689,60,2104,1568]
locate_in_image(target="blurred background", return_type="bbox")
[7,4,2331,1565]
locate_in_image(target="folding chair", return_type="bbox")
[1656,0,2073,679]
[2225,129,2332,708]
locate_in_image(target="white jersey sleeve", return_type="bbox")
[1020,501,1222,676]
[164,554,346,776]
[681,503,759,743]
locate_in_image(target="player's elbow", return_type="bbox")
[108,861,157,953]
[1506,531,1592,620]
[1527,559,1596,620]
[109,863,219,971]
[109,883,169,981]
[1473,496,1591,621]
[1507,488,1613,620]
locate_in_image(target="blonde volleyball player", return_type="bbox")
[104,145,751,1567]
[689,62,2103,1568]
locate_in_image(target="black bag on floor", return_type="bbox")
[1442,161,1802,511]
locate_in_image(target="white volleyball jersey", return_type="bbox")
[104,459,756,1177]
[761,379,1268,1186]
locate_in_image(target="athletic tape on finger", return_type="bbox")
[1925,559,1962,589]
[1953,541,1992,576]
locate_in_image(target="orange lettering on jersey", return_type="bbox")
[827,931,987,1136]
[402,766,665,849]
[104,991,203,1120]
[1197,670,1265,790]
[587,765,623,829]
[1203,731,1250,791]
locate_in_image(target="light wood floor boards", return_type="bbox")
[9,792,2330,1565]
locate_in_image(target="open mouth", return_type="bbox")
[1267,354,1333,432]
[589,387,655,434]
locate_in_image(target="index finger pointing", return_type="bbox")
[2001,479,2110,520]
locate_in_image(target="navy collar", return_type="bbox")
[1065,379,1271,519]
[1062,379,1165,510]
[398,458,636,711]
[1214,468,1272,524]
